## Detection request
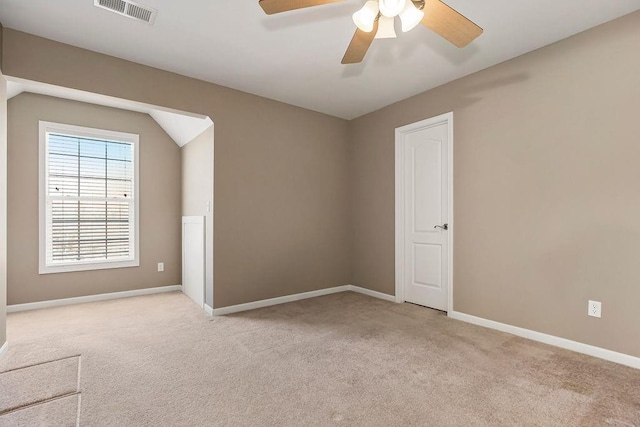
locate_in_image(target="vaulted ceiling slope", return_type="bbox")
[0,1,639,119]
[7,79,213,147]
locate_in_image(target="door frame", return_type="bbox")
[182,215,206,309]
[394,112,454,312]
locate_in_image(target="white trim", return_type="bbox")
[7,278,637,369]
[0,341,8,356]
[182,216,206,309]
[349,285,396,302]
[395,112,454,311]
[211,285,395,316]
[212,286,351,315]
[204,304,213,316]
[38,121,140,275]
[4,283,394,317]
[7,285,182,313]
[394,128,404,304]
[449,310,640,370]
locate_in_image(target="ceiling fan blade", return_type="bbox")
[259,0,343,15]
[341,20,379,64]
[420,0,483,48]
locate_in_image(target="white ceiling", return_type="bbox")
[6,78,213,147]
[1,0,639,119]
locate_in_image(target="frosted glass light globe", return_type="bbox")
[378,0,407,18]
[352,1,379,32]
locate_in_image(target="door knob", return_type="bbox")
[434,223,448,231]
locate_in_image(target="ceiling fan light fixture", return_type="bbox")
[374,15,397,39]
[352,1,379,32]
[378,0,406,18]
[399,0,424,32]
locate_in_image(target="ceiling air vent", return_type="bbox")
[94,0,158,25]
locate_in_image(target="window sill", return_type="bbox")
[39,259,140,275]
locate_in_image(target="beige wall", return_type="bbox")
[181,126,214,307]
[7,93,182,304]
[3,12,639,359]
[0,71,7,347]
[350,11,640,357]
[0,29,352,308]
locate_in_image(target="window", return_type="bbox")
[39,121,139,274]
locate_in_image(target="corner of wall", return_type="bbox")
[0,21,4,72]
[180,125,214,307]
[346,118,356,288]
[0,70,8,348]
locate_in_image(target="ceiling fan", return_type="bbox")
[258,0,483,64]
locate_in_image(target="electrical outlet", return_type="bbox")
[157,262,164,272]
[588,300,601,318]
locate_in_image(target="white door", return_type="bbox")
[182,216,205,308]
[397,117,450,311]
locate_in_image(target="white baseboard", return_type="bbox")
[8,279,634,370]
[212,285,351,316]
[7,285,183,313]
[4,282,394,317]
[448,310,640,370]
[6,278,637,369]
[0,341,8,356]
[211,284,395,316]
[348,285,396,302]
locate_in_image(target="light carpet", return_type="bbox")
[1,291,639,426]
[0,355,81,415]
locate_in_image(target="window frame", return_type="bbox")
[38,121,140,274]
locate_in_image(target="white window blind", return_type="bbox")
[39,122,139,274]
